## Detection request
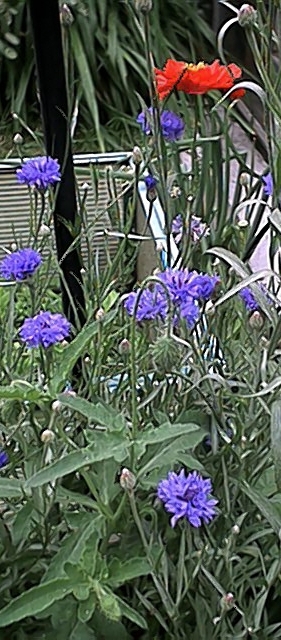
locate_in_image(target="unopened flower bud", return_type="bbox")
[95,307,105,321]
[220,592,235,611]
[52,400,62,412]
[120,468,136,492]
[10,242,17,252]
[135,0,153,12]
[132,146,143,165]
[80,267,86,275]
[238,4,257,27]
[81,182,89,191]
[237,218,249,228]
[38,223,51,237]
[118,338,131,354]
[232,524,240,535]
[249,310,264,330]
[169,185,182,199]
[239,172,250,187]
[146,188,157,202]
[41,429,55,443]
[60,3,74,26]
[13,133,23,145]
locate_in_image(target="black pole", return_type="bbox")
[28,0,86,331]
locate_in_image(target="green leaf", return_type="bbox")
[107,557,151,588]
[57,396,127,432]
[137,421,200,446]
[70,621,97,640]
[78,593,97,623]
[271,401,281,490]
[138,432,205,479]
[0,578,75,627]
[25,433,128,488]
[0,478,24,498]
[0,383,44,402]
[50,309,118,395]
[242,482,281,534]
[114,595,148,630]
[11,502,34,546]
[70,26,104,151]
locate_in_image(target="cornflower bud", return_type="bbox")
[120,468,136,492]
[13,133,23,146]
[52,400,62,412]
[95,307,105,321]
[38,223,51,237]
[41,429,55,443]
[132,146,143,166]
[249,310,264,330]
[239,172,250,187]
[232,524,240,535]
[238,4,257,27]
[135,0,153,12]
[60,3,74,26]
[118,338,131,355]
[10,242,17,252]
[220,592,235,611]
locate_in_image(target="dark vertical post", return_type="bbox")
[28,0,85,330]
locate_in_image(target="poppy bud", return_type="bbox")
[238,4,257,27]
[52,400,62,412]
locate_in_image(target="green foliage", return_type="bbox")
[0,0,215,151]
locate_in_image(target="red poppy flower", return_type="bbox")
[154,59,242,100]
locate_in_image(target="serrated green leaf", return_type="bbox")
[0,578,75,627]
[107,557,150,588]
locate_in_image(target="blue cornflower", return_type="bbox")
[137,107,185,142]
[158,268,194,306]
[172,214,210,244]
[16,156,61,191]
[239,285,271,312]
[0,450,8,468]
[239,287,259,311]
[179,297,200,328]
[19,311,71,348]
[145,174,157,191]
[262,173,273,197]
[157,469,218,528]
[0,248,42,281]
[185,272,220,301]
[123,289,167,322]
